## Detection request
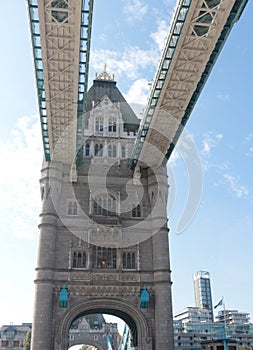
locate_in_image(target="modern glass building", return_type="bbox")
[193,271,214,322]
[173,321,253,350]
[216,310,250,325]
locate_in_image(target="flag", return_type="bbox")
[214,298,223,309]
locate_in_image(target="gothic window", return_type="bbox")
[108,145,112,157]
[93,192,116,216]
[99,144,103,156]
[95,117,104,132]
[72,251,87,268]
[94,143,103,157]
[113,145,117,157]
[94,144,99,156]
[68,201,77,215]
[85,143,90,157]
[92,245,117,269]
[121,145,126,158]
[108,117,117,132]
[132,204,141,218]
[122,252,136,269]
[108,144,117,158]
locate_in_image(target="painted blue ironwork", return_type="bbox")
[76,0,94,163]
[129,0,249,170]
[128,0,192,170]
[140,285,149,308]
[27,0,50,160]
[106,332,113,350]
[118,324,134,350]
[27,0,94,162]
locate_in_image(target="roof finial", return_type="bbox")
[95,63,115,81]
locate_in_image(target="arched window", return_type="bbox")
[123,252,136,269]
[92,245,117,269]
[72,251,86,268]
[93,192,116,216]
[68,201,77,215]
[132,204,141,218]
[85,143,90,157]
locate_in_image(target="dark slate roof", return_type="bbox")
[84,79,140,132]
[70,314,106,330]
[85,314,106,328]
[0,324,31,333]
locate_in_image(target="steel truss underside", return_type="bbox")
[129,0,248,170]
[27,0,93,162]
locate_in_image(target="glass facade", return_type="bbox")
[193,271,213,321]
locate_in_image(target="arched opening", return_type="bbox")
[67,314,131,350]
[68,312,135,349]
[69,346,99,350]
[57,299,150,349]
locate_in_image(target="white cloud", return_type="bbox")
[245,133,253,157]
[124,78,150,117]
[245,133,253,142]
[162,0,176,5]
[91,46,159,81]
[246,146,253,157]
[98,33,107,42]
[150,19,169,52]
[0,115,42,239]
[201,132,223,156]
[124,78,150,105]
[123,0,148,22]
[223,174,249,198]
[216,92,230,102]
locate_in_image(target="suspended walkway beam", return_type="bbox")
[27,0,94,163]
[129,0,249,170]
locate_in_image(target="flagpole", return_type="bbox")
[222,297,227,350]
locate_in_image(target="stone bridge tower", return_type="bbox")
[31,68,174,350]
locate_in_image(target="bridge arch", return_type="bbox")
[69,339,106,350]
[55,298,152,350]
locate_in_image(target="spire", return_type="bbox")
[95,63,115,81]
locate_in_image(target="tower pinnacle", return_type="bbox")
[95,63,115,81]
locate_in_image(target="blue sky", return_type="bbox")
[0,0,252,332]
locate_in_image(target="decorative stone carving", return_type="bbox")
[92,273,119,281]
[88,227,122,247]
[69,285,142,298]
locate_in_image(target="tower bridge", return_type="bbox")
[26,0,249,349]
